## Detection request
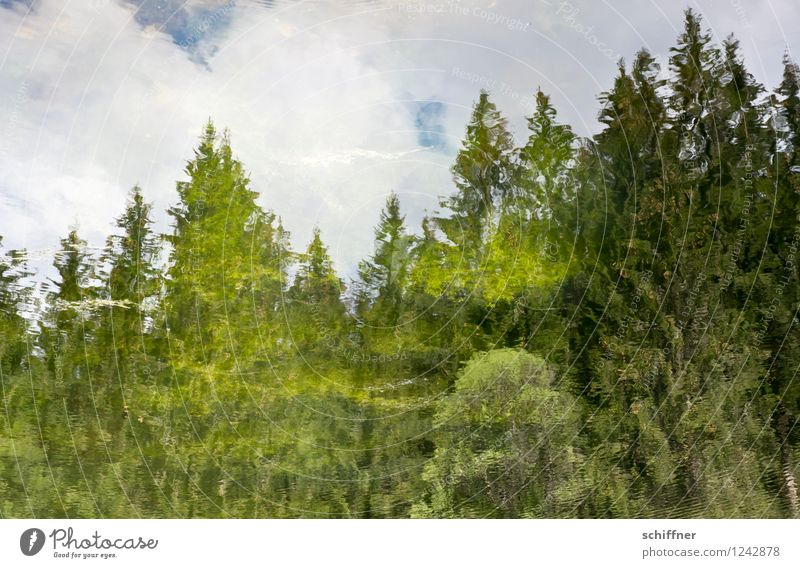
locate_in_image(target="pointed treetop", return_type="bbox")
[376,192,405,237]
[290,226,344,301]
[631,49,660,85]
[719,33,763,109]
[305,227,336,280]
[530,89,565,127]
[518,89,575,207]
[446,88,515,235]
[202,118,216,142]
[50,228,92,303]
[779,51,800,98]
[670,8,715,74]
[679,8,705,44]
[776,53,800,160]
[465,90,510,138]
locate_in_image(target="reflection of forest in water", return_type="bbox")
[1,10,799,518]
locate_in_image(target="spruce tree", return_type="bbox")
[94,186,162,435]
[356,192,414,326]
[287,228,347,357]
[40,228,98,415]
[437,90,515,268]
[164,121,286,361]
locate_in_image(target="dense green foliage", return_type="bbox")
[1,11,799,518]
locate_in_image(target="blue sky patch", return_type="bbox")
[415,101,447,151]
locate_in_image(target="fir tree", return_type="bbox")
[356,192,414,326]
[287,228,347,356]
[438,90,515,263]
